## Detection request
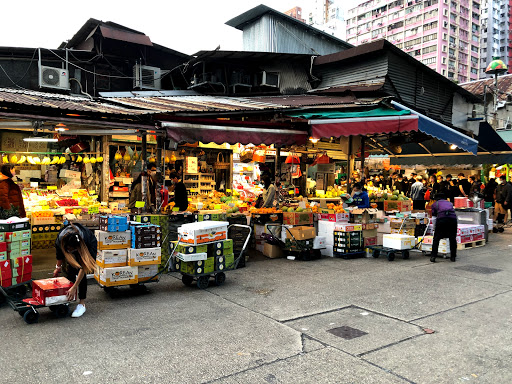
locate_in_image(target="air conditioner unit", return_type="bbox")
[257,71,279,87]
[39,66,69,90]
[133,64,161,90]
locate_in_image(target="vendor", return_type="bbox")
[169,171,188,211]
[260,175,276,208]
[128,165,157,212]
[350,183,370,208]
[0,165,26,217]
[430,192,457,263]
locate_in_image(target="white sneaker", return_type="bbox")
[71,304,86,318]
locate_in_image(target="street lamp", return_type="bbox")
[484,57,508,122]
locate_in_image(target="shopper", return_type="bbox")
[427,175,440,201]
[458,173,471,197]
[437,175,449,196]
[430,193,458,263]
[260,174,276,208]
[53,223,97,318]
[483,178,497,203]
[395,174,405,194]
[469,175,483,197]
[410,176,426,210]
[128,165,157,212]
[494,175,510,224]
[168,171,188,211]
[351,182,370,208]
[448,179,460,203]
[0,165,26,218]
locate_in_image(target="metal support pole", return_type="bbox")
[141,133,148,212]
[360,136,365,185]
[347,136,353,193]
[101,135,111,203]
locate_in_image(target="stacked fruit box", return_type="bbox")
[94,216,138,287]
[0,222,33,287]
[132,214,169,271]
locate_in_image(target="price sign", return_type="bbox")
[172,207,180,212]
[135,201,145,208]
[88,206,99,214]
[226,189,232,193]
[47,186,57,190]
[40,205,50,211]
[288,190,294,195]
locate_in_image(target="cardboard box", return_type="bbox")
[96,249,128,268]
[178,221,228,245]
[0,251,6,261]
[390,220,417,230]
[382,234,415,250]
[334,223,363,232]
[12,263,33,278]
[59,169,81,179]
[0,259,11,287]
[384,200,412,212]
[362,223,378,230]
[11,273,31,286]
[179,258,215,275]
[176,252,207,262]
[287,226,316,240]
[128,247,162,266]
[138,265,159,282]
[31,216,56,225]
[32,277,76,306]
[350,208,378,224]
[283,212,314,225]
[364,236,378,247]
[320,245,334,257]
[172,242,208,254]
[95,230,131,250]
[318,213,350,222]
[95,266,138,287]
[99,224,129,232]
[263,243,284,258]
[0,233,4,242]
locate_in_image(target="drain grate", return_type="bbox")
[454,265,502,274]
[327,326,368,340]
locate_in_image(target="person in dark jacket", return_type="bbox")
[0,165,26,217]
[494,175,511,224]
[469,175,482,196]
[169,171,188,211]
[430,193,458,263]
[483,178,497,203]
[53,223,97,318]
[458,173,471,197]
[448,179,460,203]
[128,165,157,212]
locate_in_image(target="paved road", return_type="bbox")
[1,232,511,383]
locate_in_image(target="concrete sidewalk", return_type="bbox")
[1,232,511,383]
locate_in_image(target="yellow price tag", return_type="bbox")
[172,207,180,212]
[41,205,50,210]
[47,186,57,190]
[288,190,294,195]
[135,201,145,208]
[226,189,232,193]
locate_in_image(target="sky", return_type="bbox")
[0,0,361,55]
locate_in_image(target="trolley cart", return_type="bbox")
[0,281,72,324]
[170,224,252,290]
[370,216,431,261]
[264,224,321,261]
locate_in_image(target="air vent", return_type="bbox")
[133,64,161,90]
[39,66,70,90]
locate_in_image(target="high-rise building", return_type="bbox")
[345,0,481,83]
[308,0,346,40]
[479,0,512,78]
[285,6,306,23]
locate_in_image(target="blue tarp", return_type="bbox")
[391,101,478,155]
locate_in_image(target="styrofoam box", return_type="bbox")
[176,252,207,262]
[320,245,334,257]
[178,221,228,245]
[313,236,326,249]
[317,221,337,235]
[382,234,415,250]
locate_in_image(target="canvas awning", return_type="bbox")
[290,108,419,138]
[391,100,478,155]
[161,120,308,146]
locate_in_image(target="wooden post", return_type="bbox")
[101,135,111,203]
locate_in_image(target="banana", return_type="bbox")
[27,156,34,165]
[2,155,8,163]
[17,155,26,164]
[51,156,59,164]
[34,157,41,165]
[59,156,66,164]
[42,156,51,165]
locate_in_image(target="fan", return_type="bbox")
[42,68,60,86]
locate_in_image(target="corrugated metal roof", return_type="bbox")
[103,94,378,113]
[461,74,512,102]
[0,88,150,115]
[191,50,312,62]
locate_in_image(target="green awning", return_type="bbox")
[288,107,412,120]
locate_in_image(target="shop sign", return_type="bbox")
[0,131,47,152]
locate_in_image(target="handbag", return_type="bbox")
[240,151,253,163]
[213,152,230,170]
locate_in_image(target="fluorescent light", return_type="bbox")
[23,137,58,142]
[450,144,457,150]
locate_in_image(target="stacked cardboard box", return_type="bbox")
[32,224,62,249]
[173,221,234,275]
[0,228,33,286]
[94,216,139,287]
[132,214,170,269]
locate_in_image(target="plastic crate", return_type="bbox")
[484,202,493,209]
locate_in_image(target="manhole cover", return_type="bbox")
[327,326,368,340]
[454,265,502,274]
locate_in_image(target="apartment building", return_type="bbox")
[308,0,346,39]
[285,6,306,23]
[479,0,512,78]
[346,0,481,83]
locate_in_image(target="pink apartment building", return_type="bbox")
[345,0,481,83]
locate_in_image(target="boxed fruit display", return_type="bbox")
[172,242,208,255]
[287,226,316,240]
[334,223,363,232]
[215,254,235,271]
[96,249,128,268]
[176,252,208,262]
[95,230,131,250]
[95,266,138,286]
[128,247,161,266]
[32,277,76,306]
[0,260,12,287]
[176,257,215,275]
[132,234,162,249]
[383,200,412,212]
[382,234,415,250]
[178,221,228,245]
[318,213,349,222]
[283,212,314,225]
[208,239,234,256]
